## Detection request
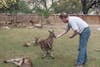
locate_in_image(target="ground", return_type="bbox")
[0,24,100,67]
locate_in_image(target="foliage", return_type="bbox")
[1,0,99,14]
[0,0,32,13]
[17,1,32,13]
[0,0,18,13]
[53,0,82,14]
[32,0,56,18]
[81,0,100,14]
[32,0,57,24]
[0,0,16,8]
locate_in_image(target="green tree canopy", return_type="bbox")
[0,0,17,13]
[0,0,17,8]
[53,0,82,14]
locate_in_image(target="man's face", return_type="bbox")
[61,17,68,23]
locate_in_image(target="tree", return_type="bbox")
[0,0,32,13]
[32,0,57,24]
[17,0,32,13]
[81,0,100,14]
[0,0,16,8]
[0,0,17,13]
[53,0,82,14]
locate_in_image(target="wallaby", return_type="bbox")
[35,30,56,59]
[3,57,33,67]
[24,40,35,47]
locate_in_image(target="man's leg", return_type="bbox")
[77,28,90,65]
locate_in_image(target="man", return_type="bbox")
[56,12,91,67]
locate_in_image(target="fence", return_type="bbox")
[0,14,100,27]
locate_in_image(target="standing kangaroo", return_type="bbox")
[35,30,56,59]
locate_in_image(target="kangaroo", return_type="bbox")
[24,40,35,47]
[3,57,33,67]
[35,30,56,59]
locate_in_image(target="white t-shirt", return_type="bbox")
[67,16,89,33]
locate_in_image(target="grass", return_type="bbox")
[0,26,100,67]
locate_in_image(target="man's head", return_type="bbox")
[59,12,68,23]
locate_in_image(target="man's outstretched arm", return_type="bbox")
[56,27,70,38]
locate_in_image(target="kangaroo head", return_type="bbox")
[24,42,32,47]
[34,37,40,45]
[22,57,32,64]
[48,29,56,38]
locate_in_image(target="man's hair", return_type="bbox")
[59,12,68,19]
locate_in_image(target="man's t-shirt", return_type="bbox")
[67,16,89,33]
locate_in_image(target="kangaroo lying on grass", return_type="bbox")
[35,30,56,59]
[24,41,34,47]
[3,57,33,67]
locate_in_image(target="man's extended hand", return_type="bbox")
[56,35,61,38]
[56,30,68,38]
[69,35,74,38]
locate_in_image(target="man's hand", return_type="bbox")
[69,35,74,38]
[56,35,61,38]
[56,30,68,38]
